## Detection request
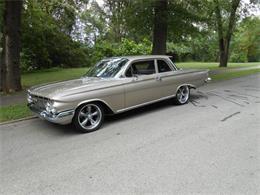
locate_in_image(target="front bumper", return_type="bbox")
[28,104,74,125]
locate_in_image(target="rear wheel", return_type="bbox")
[73,103,104,133]
[174,85,190,105]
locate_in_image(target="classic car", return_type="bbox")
[27,55,211,132]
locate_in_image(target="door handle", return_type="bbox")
[156,76,162,81]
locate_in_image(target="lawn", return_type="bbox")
[0,103,33,123]
[22,67,89,88]
[21,62,259,88]
[176,62,259,70]
[0,62,259,123]
[211,68,260,81]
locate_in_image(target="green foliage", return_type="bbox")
[4,0,259,73]
[90,38,152,63]
[80,0,107,44]
[115,38,152,56]
[230,17,260,62]
[21,0,90,72]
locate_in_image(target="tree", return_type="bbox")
[214,0,241,67]
[1,0,23,92]
[0,1,6,92]
[230,17,260,62]
[80,0,107,44]
[20,0,89,70]
[152,0,168,54]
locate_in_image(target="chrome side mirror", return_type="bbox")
[132,74,139,81]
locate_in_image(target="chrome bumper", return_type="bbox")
[28,104,74,125]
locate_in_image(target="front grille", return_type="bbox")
[30,95,49,111]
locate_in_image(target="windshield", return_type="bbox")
[84,58,128,78]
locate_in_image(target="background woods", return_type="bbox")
[0,0,259,92]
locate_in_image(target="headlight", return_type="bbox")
[27,93,33,103]
[45,101,57,115]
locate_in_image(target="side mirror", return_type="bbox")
[132,74,139,81]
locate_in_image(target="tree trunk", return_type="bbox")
[152,0,168,55]
[0,35,7,92]
[0,1,6,92]
[219,38,231,67]
[214,0,240,67]
[219,50,228,67]
[3,0,23,92]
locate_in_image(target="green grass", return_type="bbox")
[22,67,88,88]
[211,68,260,81]
[20,62,259,88]
[0,103,33,122]
[176,62,259,70]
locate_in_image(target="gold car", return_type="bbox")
[27,55,210,132]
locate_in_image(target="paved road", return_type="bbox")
[1,74,260,194]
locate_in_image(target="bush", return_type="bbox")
[89,38,152,64]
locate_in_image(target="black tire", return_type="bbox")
[174,85,190,105]
[73,103,104,133]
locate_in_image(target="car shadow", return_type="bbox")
[105,92,207,124]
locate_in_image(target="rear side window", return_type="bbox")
[157,60,172,73]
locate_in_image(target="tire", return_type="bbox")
[73,103,104,133]
[174,85,190,105]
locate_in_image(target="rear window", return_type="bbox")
[157,60,172,73]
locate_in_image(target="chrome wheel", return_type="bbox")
[176,86,190,104]
[78,104,102,130]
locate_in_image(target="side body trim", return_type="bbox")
[116,94,176,113]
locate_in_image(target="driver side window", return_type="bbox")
[125,60,155,77]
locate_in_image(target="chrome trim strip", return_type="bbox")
[116,94,176,113]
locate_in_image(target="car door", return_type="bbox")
[123,59,162,108]
[156,59,179,97]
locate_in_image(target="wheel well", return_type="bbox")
[188,85,196,89]
[77,100,114,115]
[176,84,196,93]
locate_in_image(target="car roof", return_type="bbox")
[104,55,172,61]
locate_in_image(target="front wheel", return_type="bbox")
[174,85,190,105]
[73,103,104,133]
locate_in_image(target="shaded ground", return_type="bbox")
[1,74,259,194]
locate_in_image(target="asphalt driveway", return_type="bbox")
[1,74,259,194]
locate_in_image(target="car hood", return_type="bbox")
[29,77,123,99]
